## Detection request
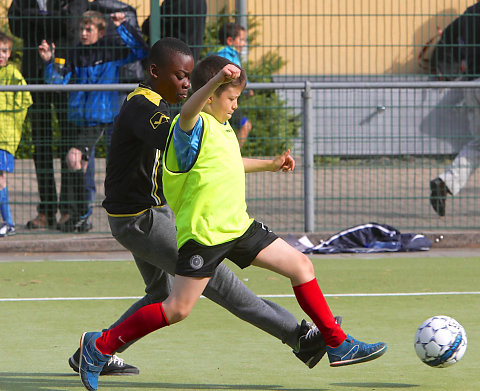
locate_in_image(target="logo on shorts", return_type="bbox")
[260,222,272,232]
[190,255,204,270]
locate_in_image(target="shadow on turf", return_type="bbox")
[332,383,418,389]
[0,372,330,391]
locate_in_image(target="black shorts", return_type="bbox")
[175,220,278,277]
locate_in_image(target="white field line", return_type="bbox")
[1,291,480,302]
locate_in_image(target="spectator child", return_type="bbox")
[0,32,33,237]
[215,22,246,66]
[8,0,88,230]
[38,10,148,232]
[210,22,252,146]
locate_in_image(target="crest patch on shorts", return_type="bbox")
[190,255,204,270]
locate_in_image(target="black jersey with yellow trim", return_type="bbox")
[102,83,171,215]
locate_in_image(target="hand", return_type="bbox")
[111,12,126,26]
[214,64,241,85]
[38,40,53,62]
[272,149,295,172]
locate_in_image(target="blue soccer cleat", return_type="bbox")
[327,335,387,367]
[79,332,111,390]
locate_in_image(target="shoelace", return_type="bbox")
[346,337,379,354]
[303,326,320,342]
[107,355,125,367]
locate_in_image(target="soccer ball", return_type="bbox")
[414,315,467,367]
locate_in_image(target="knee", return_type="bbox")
[65,148,83,171]
[298,254,314,276]
[293,254,315,284]
[163,301,192,324]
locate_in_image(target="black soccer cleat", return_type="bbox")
[293,316,343,368]
[69,348,139,376]
[430,177,450,217]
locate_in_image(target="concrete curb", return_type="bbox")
[0,234,125,253]
[0,232,479,253]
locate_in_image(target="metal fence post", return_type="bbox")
[236,0,248,30]
[303,81,314,232]
[236,0,248,61]
[150,0,160,46]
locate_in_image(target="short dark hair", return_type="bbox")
[81,10,107,32]
[191,55,247,95]
[0,31,13,47]
[218,22,245,45]
[148,37,193,69]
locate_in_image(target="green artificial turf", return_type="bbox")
[0,255,478,390]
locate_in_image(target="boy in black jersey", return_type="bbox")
[69,38,335,382]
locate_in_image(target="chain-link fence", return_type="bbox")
[0,0,478,236]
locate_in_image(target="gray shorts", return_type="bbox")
[176,220,278,277]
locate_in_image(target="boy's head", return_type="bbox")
[147,37,194,104]
[191,55,247,123]
[191,55,247,95]
[218,22,246,54]
[0,32,13,67]
[79,11,107,45]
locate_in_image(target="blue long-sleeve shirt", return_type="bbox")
[45,22,148,126]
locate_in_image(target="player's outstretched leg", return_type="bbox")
[327,335,387,367]
[79,332,111,391]
[294,316,343,368]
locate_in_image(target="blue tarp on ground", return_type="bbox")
[286,222,432,254]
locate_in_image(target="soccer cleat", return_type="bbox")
[79,332,111,391]
[0,223,16,237]
[327,335,387,367]
[293,316,343,368]
[430,177,450,217]
[69,348,139,376]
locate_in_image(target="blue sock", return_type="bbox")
[0,187,14,226]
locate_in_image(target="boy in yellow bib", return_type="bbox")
[78,55,386,391]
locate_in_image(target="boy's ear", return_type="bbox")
[149,63,158,79]
[226,36,234,46]
[99,30,106,39]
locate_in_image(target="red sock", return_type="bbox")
[95,302,169,355]
[293,278,346,347]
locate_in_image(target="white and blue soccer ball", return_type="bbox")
[414,315,467,368]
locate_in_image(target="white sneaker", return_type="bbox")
[0,222,16,237]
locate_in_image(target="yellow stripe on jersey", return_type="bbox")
[127,85,163,105]
[106,204,166,218]
[151,149,163,205]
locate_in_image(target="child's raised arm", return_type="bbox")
[178,64,241,132]
[243,149,295,173]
